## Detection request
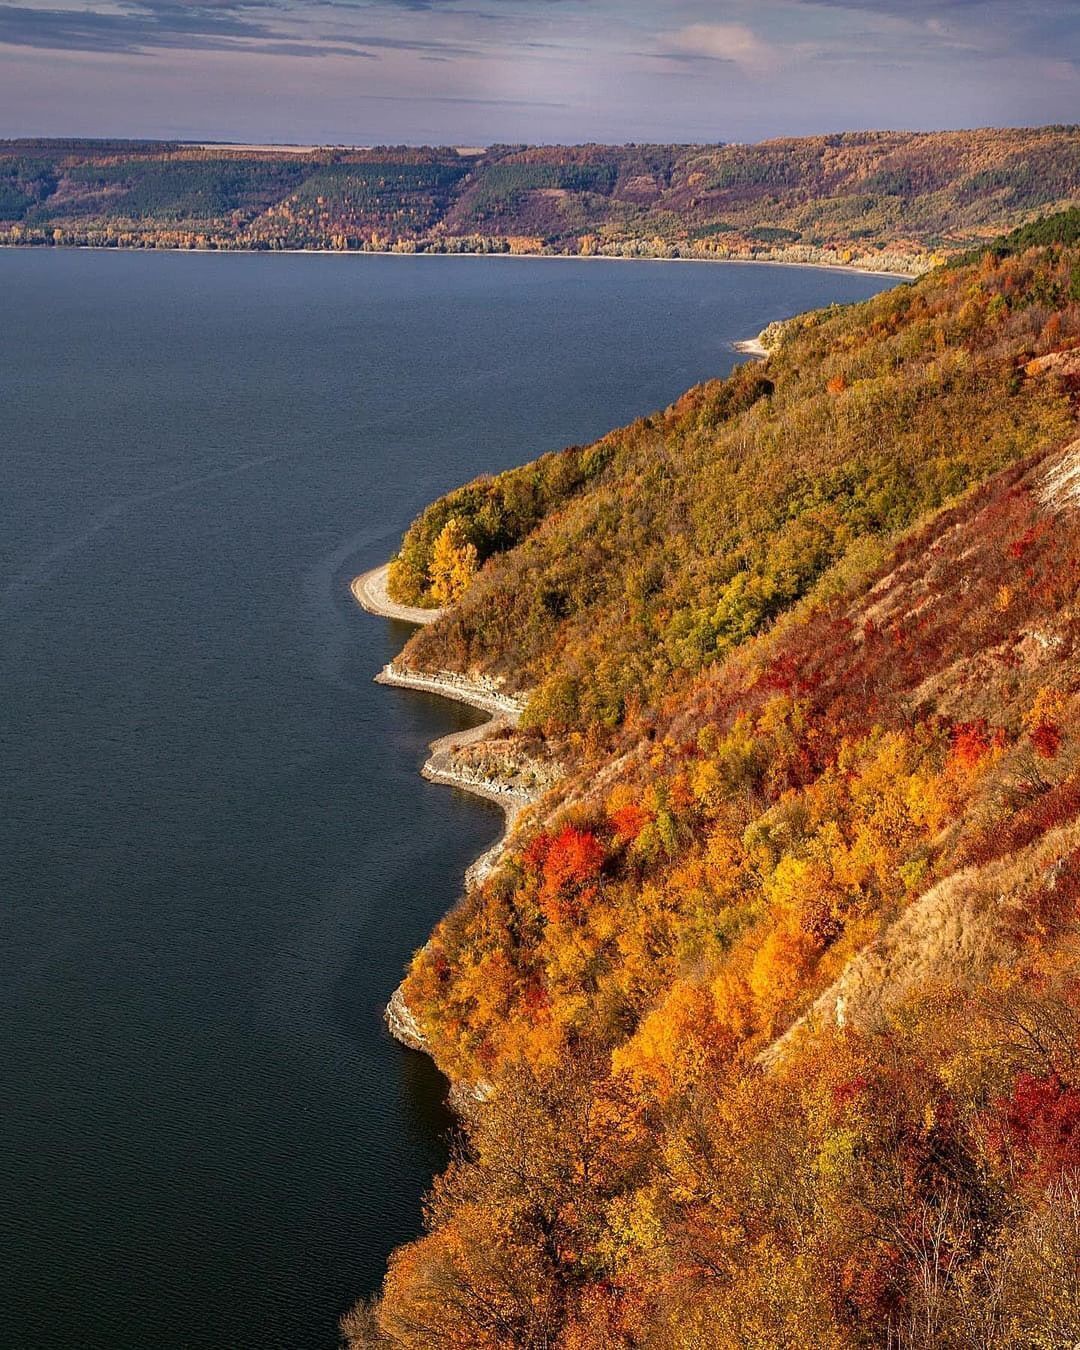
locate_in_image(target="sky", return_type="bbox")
[1,0,1078,145]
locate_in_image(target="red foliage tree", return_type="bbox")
[609,803,650,844]
[1031,722,1063,760]
[996,1072,1080,1183]
[539,826,605,923]
[950,719,1004,770]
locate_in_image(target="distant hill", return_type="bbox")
[3,126,1079,273]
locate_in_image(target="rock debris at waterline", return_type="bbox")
[350,568,536,1054]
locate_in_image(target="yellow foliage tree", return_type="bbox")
[612,980,720,1101]
[749,920,821,1018]
[429,517,479,605]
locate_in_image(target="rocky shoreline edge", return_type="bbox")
[351,566,537,1060]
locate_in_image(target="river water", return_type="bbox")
[0,249,893,1347]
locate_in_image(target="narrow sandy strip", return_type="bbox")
[350,563,442,625]
[375,663,526,719]
[733,337,768,357]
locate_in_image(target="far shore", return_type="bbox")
[0,241,917,281]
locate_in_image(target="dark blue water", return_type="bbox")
[0,250,893,1348]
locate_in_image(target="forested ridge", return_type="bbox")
[3,127,1080,273]
[349,216,1080,1346]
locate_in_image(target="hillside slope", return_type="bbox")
[347,222,1080,1348]
[4,127,1080,273]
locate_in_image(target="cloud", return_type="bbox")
[355,0,576,8]
[340,92,567,106]
[791,0,985,10]
[0,0,532,58]
[785,0,1080,59]
[1,0,1078,143]
[317,30,478,56]
[663,22,779,73]
[0,0,373,55]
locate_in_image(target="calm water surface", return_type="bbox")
[0,250,893,1348]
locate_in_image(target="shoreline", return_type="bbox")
[373,662,529,886]
[350,564,441,626]
[419,712,532,890]
[351,567,534,1049]
[0,241,917,281]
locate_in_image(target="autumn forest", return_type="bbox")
[348,209,1080,1347]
